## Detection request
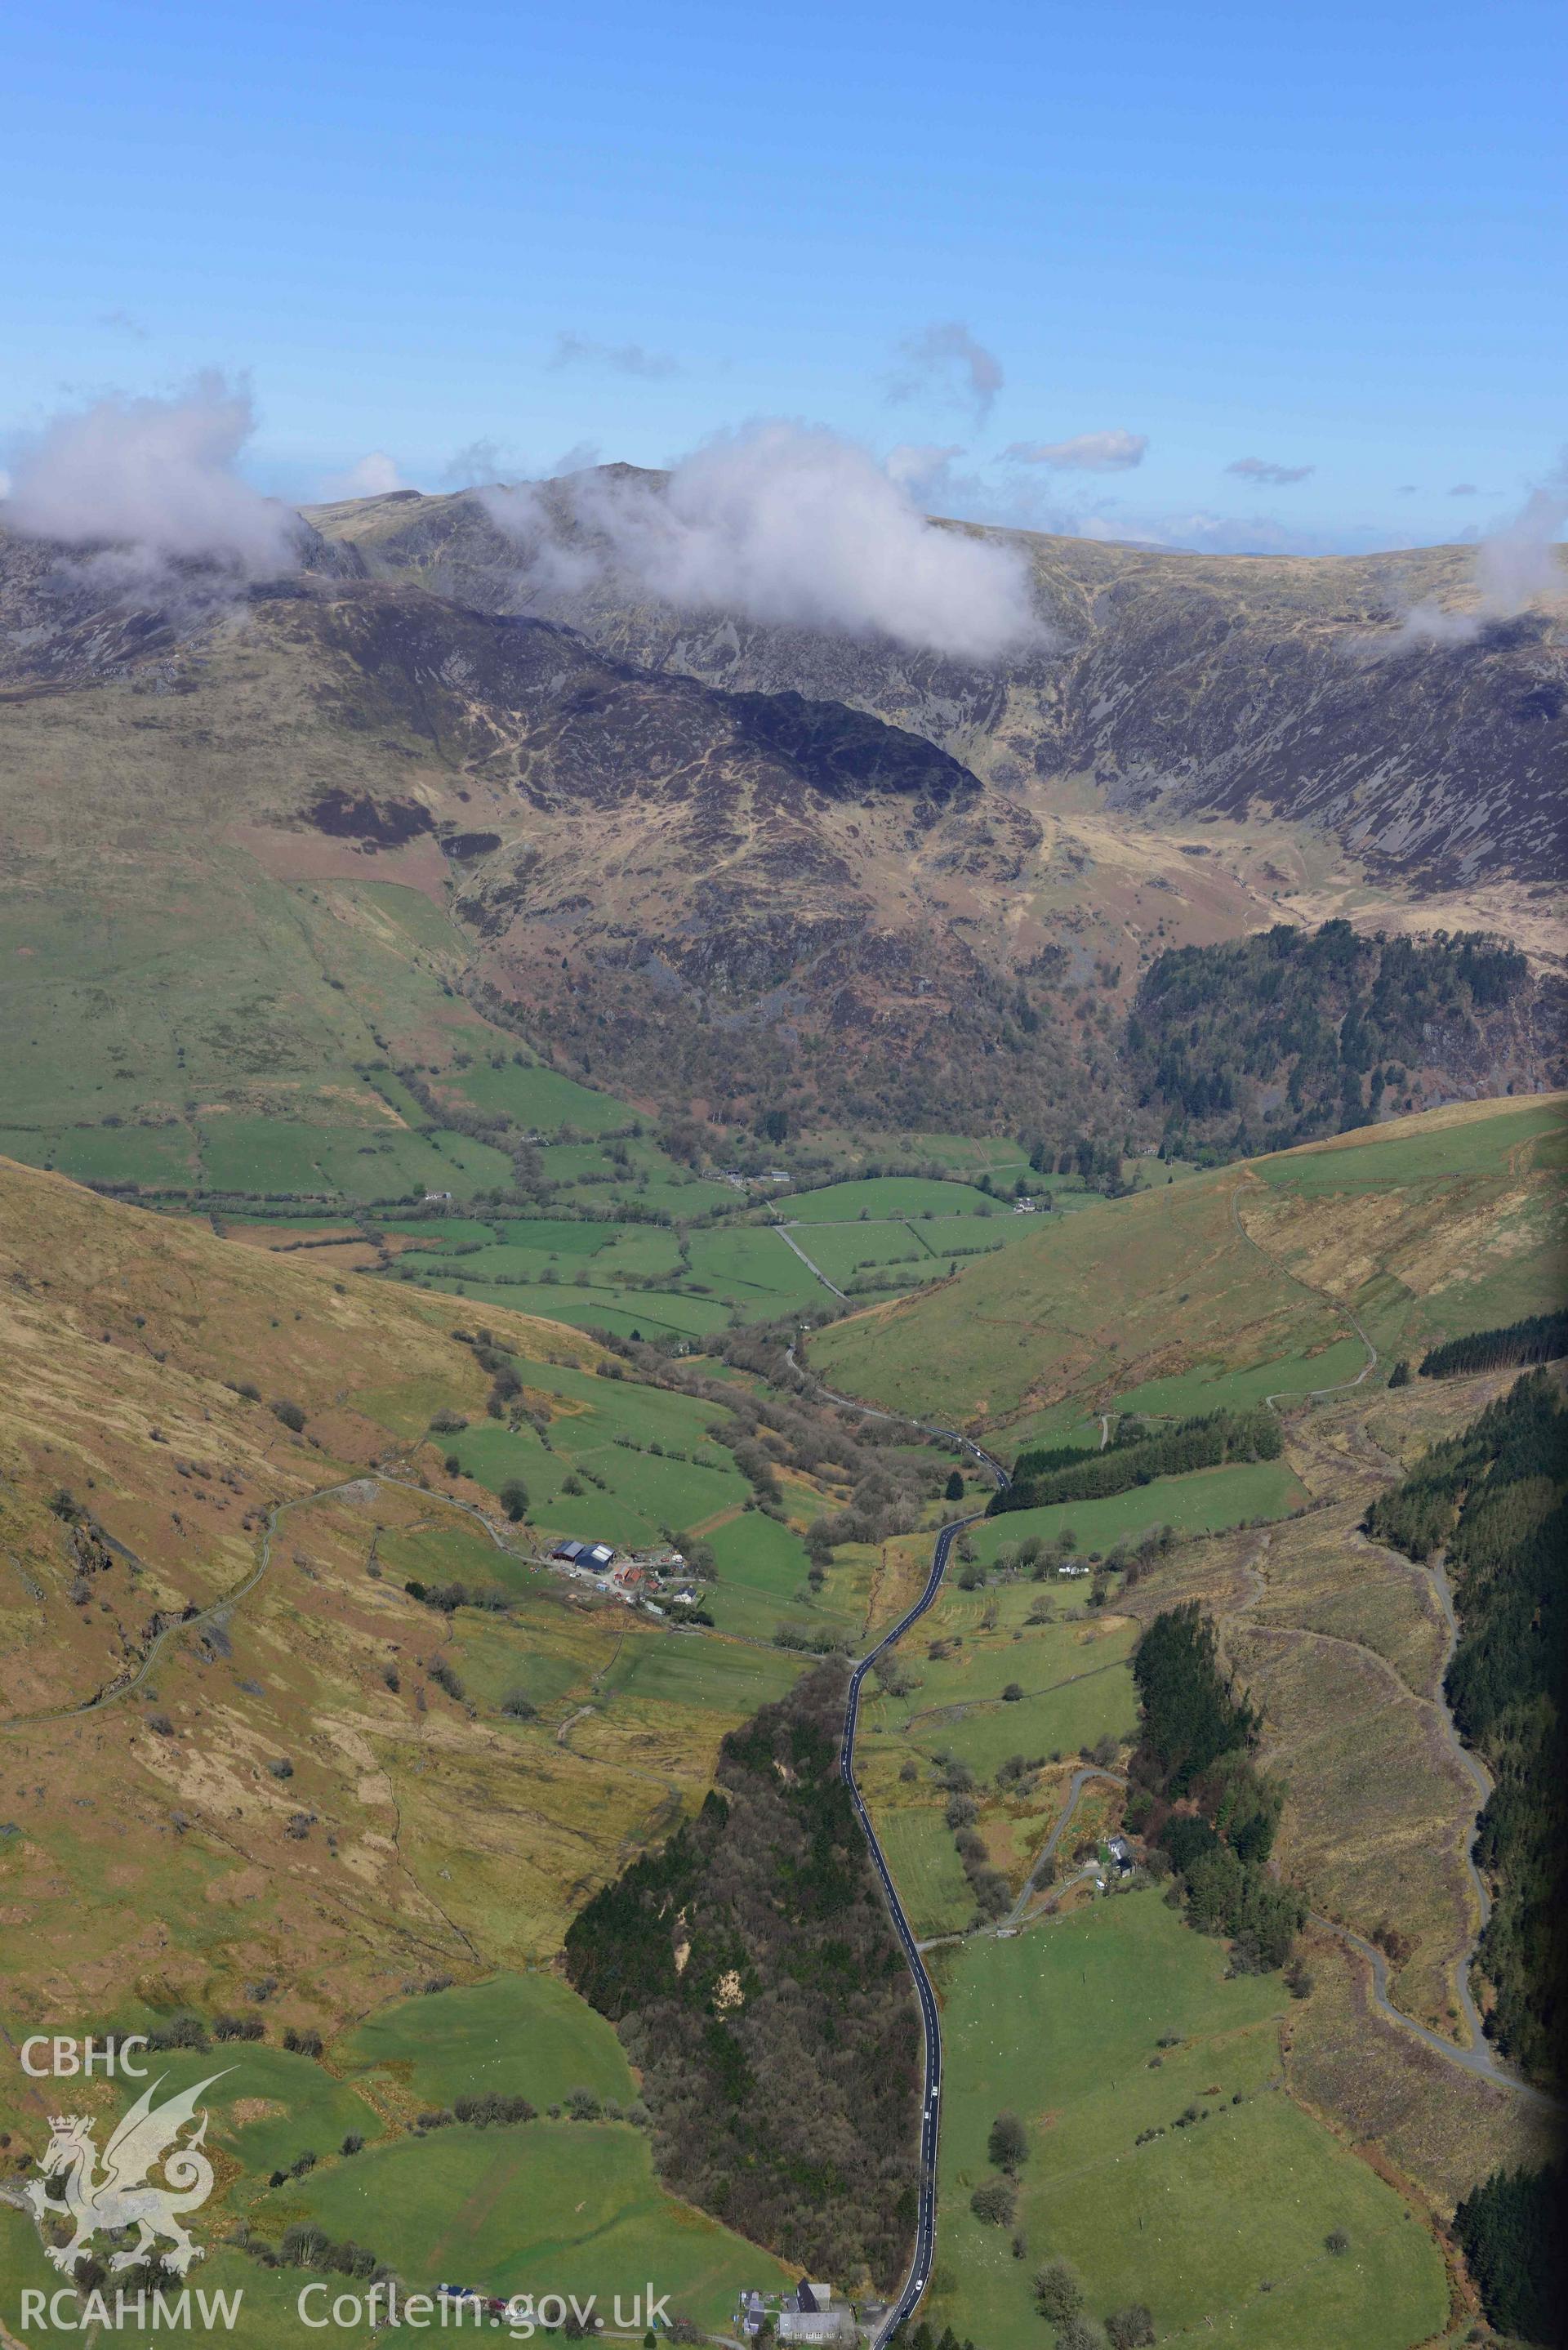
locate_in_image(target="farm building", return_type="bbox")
[777,2314,855,2348]
[550,1537,616,1572]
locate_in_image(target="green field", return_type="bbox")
[0,2222,379,2350]
[0,1121,201,1185]
[0,2043,394,2348]
[0,1978,795,2343]
[338,1970,637,2111]
[446,1418,746,1551]
[597,1629,803,1712]
[704,1504,812,1592]
[904,1655,1138,1780]
[442,1055,641,1134]
[778,1175,1010,1222]
[1253,1099,1566,1190]
[1108,1337,1372,1419]
[875,1803,976,1938]
[398,1268,735,1342]
[866,1603,1140,1781]
[288,2116,791,2322]
[813,1098,1566,1438]
[812,1172,1346,1431]
[924,1892,1449,2349]
[973,1460,1307,1557]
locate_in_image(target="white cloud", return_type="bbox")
[485,421,1041,661]
[1375,451,1567,649]
[479,479,605,595]
[1226,456,1314,486]
[884,442,966,494]
[888,323,1004,424]
[442,437,511,488]
[5,372,299,575]
[0,468,11,501]
[319,450,404,500]
[547,440,602,477]
[1002,430,1147,473]
[550,332,679,379]
[1474,470,1568,613]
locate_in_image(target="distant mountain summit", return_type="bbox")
[0,493,1560,1150]
[305,472,1568,890]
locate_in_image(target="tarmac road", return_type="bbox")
[839,1437,1009,2346]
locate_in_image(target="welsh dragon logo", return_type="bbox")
[24,2072,229,2276]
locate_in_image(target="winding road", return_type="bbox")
[785,1335,1011,1486]
[838,1438,1009,2347]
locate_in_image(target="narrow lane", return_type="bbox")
[786,1336,1010,1485]
[773,1224,849,1300]
[840,1430,1008,2348]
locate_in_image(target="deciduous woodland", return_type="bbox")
[564,1666,921,2287]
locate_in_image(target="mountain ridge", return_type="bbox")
[0,509,1561,1154]
[305,475,1568,890]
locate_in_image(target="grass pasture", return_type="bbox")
[441,1055,639,1132]
[924,1891,1449,2350]
[813,1171,1345,1434]
[812,1097,1568,1442]
[873,1801,975,1938]
[0,2223,379,2350]
[430,1348,754,1549]
[1252,1097,1566,1191]
[284,2116,793,2323]
[0,1978,796,2344]
[336,1970,632,2112]
[0,1121,202,1187]
[777,1174,1009,1222]
[971,1459,1307,1560]
[866,1603,1139,1786]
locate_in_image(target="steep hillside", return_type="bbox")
[1,519,1559,1177]
[1127,923,1563,1156]
[0,1158,840,2325]
[809,1095,1568,1439]
[0,1159,811,2008]
[0,551,1104,1143]
[310,475,1568,891]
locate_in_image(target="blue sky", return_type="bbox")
[5,0,1564,552]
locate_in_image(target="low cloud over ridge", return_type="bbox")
[484,422,1041,662]
[319,450,404,500]
[4,372,300,576]
[1377,451,1568,650]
